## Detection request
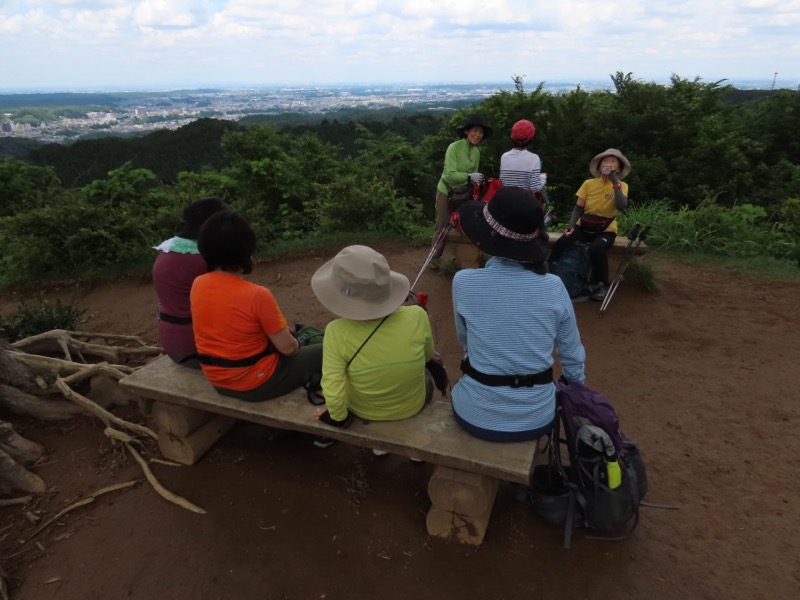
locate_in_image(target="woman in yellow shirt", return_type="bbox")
[550,149,631,301]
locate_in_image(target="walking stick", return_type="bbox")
[411,178,486,291]
[598,225,649,317]
[411,219,455,291]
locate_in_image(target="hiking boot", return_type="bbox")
[590,283,608,301]
[313,436,336,449]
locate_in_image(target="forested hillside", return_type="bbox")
[1,73,798,287]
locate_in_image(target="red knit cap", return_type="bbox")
[511,119,536,143]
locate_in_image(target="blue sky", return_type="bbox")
[1,0,798,91]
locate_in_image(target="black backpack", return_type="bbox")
[550,243,591,299]
[531,380,648,548]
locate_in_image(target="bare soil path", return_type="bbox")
[2,242,799,600]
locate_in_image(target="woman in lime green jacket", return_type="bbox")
[434,115,493,231]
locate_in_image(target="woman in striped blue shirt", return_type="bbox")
[452,187,586,442]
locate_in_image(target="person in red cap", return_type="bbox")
[499,119,546,194]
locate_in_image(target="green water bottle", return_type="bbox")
[607,457,622,489]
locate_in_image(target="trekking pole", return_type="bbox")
[411,219,454,291]
[598,225,648,317]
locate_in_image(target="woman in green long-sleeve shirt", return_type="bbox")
[434,115,493,231]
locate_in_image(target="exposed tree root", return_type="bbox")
[12,329,161,364]
[55,378,158,441]
[124,443,206,515]
[29,481,139,539]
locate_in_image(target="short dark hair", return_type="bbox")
[179,197,227,240]
[523,261,548,276]
[198,211,256,274]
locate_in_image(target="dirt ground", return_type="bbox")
[1,241,799,600]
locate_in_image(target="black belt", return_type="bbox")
[460,357,553,388]
[159,311,192,325]
[197,344,276,368]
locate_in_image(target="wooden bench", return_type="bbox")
[443,230,646,269]
[120,355,546,545]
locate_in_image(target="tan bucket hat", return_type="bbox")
[589,148,631,179]
[311,245,410,320]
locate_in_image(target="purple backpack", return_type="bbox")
[531,379,648,547]
[555,380,626,457]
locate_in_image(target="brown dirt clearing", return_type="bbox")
[2,242,799,600]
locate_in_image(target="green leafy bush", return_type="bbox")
[619,199,797,263]
[0,299,86,342]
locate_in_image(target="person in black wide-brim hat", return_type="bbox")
[450,187,587,443]
[433,114,493,232]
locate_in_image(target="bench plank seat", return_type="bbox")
[120,355,541,485]
[121,355,546,544]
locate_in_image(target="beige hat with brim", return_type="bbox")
[589,148,631,179]
[311,245,410,321]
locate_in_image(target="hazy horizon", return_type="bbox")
[2,76,798,97]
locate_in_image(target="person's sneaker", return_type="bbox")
[372,449,389,457]
[313,436,336,449]
[590,283,608,301]
[409,457,424,464]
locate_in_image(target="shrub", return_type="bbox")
[0,299,86,342]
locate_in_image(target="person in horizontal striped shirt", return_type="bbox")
[451,187,586,442]
[499,119,546,193]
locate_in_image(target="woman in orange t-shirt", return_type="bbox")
[190,212,322,401]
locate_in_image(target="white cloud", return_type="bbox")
[0,0,797,88]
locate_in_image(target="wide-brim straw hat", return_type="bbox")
[589,148,631,179]
[457,187,549,264]
[311,245,410,320]
[457,115,493,139]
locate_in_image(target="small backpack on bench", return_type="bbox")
[531,379,648,548]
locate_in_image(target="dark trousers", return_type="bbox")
[452,408,554,443]
[215,344,323,402]
[550,227,617,285]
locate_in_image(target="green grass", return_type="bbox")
[619,200,799,281]
[652,247,800,281]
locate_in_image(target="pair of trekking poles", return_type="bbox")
[597,224,650,317]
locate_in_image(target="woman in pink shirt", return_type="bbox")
[152,197,227,367]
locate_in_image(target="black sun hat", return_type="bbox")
[457,115,493,139]
[457,187,548,263]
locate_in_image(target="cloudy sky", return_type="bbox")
[1,0,798,91]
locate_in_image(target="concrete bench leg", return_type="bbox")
[151,402,235,465]
[426,465,499,545]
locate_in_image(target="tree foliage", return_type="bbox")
[1,75,798,287]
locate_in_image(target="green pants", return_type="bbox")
[215,344,323,402]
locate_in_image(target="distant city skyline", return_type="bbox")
[1,1,798,92]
